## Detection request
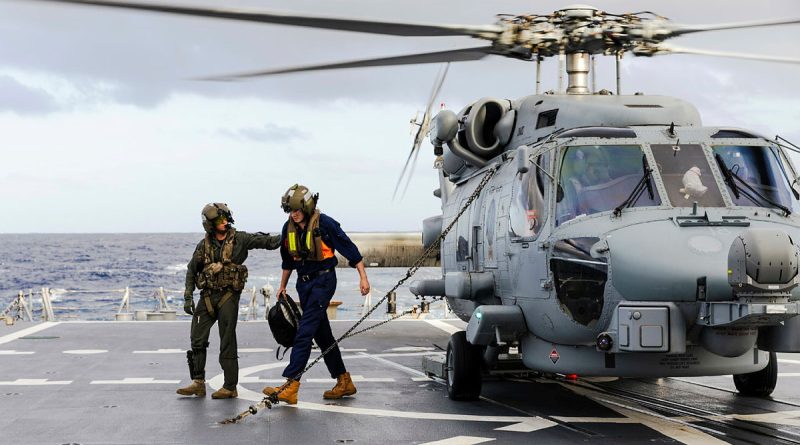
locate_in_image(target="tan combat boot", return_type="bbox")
[176,379,206,397]
[323,372,357,399]
[211,387,238,399]
[262,379,300,405]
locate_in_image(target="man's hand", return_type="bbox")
[359,277,371,296]
[184,298,194,315]
[277,287,287,299]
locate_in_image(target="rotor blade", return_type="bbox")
[392,147,417,201]
[670,18,800,36]
[196,47,492,81]
[33,0,503,37]
[651,44,800,64]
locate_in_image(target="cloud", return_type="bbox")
[0,74,58,115]
[218,122,310,143]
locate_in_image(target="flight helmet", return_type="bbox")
[201,203,234,233]
[281,184,318,215]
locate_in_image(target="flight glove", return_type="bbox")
[184,297,194,315]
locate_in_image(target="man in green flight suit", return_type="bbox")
[177,203,281,399]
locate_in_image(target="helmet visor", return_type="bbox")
[213,215,228,225]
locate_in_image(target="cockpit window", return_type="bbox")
[711,145,800,213]
[555,145,661,225]
[650,144,725,208]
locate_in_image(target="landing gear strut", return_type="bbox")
[733,351,777,397]
[446,331,483,401]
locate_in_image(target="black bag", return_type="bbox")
[268,293,302,360]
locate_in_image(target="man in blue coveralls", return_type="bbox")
[262,184,371,405]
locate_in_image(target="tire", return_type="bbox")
[733,351,777,397]
[446,331,483,401]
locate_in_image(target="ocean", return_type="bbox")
[0,233,444,321]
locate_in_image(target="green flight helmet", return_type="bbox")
[201,203,234,233]
[281,184,318,215]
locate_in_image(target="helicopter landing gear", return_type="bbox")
[733,351,777,397]
[446,331,483,401]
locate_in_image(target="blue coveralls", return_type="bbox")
[280,213,363,380]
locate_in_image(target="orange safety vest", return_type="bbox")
[286,210,335,261]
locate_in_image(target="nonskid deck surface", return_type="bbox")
[3,320,800,445]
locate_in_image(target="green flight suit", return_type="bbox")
[184,230,281,390]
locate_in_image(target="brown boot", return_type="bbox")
[211,387,238,399]
[262,379,300,405]
[176,379,206,397]
[323,372,357,399]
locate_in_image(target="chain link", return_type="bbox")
[221,164,500,424]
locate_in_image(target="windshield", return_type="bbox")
[712,145,800,213]
[556,145,661,225]
[651,144,725,208]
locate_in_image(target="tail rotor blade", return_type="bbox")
[400,141,424,200]
[392,148,417,201]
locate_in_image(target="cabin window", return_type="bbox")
[711,145,800,213]
[650,144,725,208]
[510,153,549,238]
[555,145,660,225]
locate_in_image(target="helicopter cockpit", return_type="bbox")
[543,137,800,227]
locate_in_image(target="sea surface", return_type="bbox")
[0,233,443,321]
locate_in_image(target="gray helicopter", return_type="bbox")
[26,0,800,401]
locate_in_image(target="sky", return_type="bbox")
[1,0,799,233]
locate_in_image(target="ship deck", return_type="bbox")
[3,319,800,444]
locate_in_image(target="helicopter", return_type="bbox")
[15,0,800,402]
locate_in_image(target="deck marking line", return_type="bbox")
[0,350,35,355]
[729,410,800,427]
[210,357,548,428]
[412,377,432,382]
[420,436,495,445]
[0,379,71,385]
[425,320,462,335]
[778,358,800,365]
[561,381,728,445]
[357,352,428,377]
[550,416,640,424]
[133,349,184,354]
[91,377,180,384]
[63,349,107,354]
[387,346,436,352]
[494,418,557,432]
[0,322,60,345]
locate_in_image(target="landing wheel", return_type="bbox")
[733,351,777,397]
[446,331,482,401]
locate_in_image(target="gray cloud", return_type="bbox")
[0,74,58,114]
[218,122,310,143]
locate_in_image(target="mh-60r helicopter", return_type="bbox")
[26,0,800,401]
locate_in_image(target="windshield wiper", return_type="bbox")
[613,156,654,217]
[715,153,791,216]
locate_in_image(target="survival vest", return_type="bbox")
[196,229,249,292]
[286,210,334,262]
[268,293,302,360]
